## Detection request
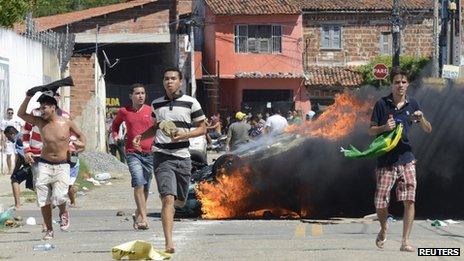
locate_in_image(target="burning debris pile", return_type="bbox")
[192,84,464,220]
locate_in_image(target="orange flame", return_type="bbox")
[198,92,374,219]
[286,92,373,140]
[197,166,254,219]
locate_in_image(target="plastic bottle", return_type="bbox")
[33,243,55,251]
[0,207,15,224]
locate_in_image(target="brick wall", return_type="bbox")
[69,55,95,117]
[177,0,192,15]
[54,0,173,34]
[303,12,433,66]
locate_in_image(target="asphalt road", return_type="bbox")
[0,152,462,260]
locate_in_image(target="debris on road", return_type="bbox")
[25,217,37,225]
[33,243,55,251]
[428,219,448,227]
[116,211,125,216]
[95,172,111,181]
[112,240,171,260]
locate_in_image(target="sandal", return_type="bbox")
[136,221,149,230]
[400,244,415,252]
[165,248,175,254]
[375,232,387,249]
[132,214,138,230]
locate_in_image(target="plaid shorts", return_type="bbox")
[374,161,417,209]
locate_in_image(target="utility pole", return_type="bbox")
[432,0,440,77]
[392,0,401,68]
[189,19,197,98]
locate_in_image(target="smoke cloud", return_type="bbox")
[236,83,464,219]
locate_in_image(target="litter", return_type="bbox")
[116,211,126,216]
[428,219,448,227]
[82,186,89,191]
[0,207,15,224]
[106,182,113,186]
[94,172,111,181]
[86,178,101,186]
[112,240,171,260]
[444,219,460,225]
[33,243,55,251]
[26,217,37,225]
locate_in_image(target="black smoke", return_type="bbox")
[237,83,464,219]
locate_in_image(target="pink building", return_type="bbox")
[201,0,309,115]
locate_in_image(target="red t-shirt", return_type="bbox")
[112,104,154,153]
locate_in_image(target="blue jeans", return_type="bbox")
[126,152,154,191]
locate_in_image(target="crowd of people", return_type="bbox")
[0,67,431,253]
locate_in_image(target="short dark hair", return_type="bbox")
[163,67,183,80]
[130,83,145,94]
[389,67,410,82]
[37,95,58,107]
[7,108,13,112]
[4,125,18,135]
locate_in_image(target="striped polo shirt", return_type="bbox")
[151,93,206,158]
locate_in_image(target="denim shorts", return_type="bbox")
[126,152,154,191]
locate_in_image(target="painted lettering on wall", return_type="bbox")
[106,98,120,107]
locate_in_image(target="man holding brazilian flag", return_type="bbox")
[343,68,432,253]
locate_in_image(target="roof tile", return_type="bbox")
[305,66,363,88]
[292,0,432,11]
[14,0,157,33]
[205,0,300,15]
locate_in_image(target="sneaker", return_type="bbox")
[42,230,54,240]
[60,211,70,231]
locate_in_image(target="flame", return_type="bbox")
[286,92,373,140]
[197,166,254,219]
[197,92,374,219]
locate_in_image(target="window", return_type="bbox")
[234,24,282,53]
[379,32,392,55]
[321,25,341,49]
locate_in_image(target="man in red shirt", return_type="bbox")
[112,83,154,230]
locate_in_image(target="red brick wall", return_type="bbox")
[177,0,192,15]
[54,0,173,34]
[303,12,433,66]
[69,55,95,117]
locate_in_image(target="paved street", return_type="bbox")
[0,152,463,260]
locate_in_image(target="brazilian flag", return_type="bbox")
[341,124,403,159]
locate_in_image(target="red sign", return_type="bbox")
[373,63,389,80]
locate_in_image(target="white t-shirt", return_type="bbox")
[0,117,24,132]
[265,114,288,134]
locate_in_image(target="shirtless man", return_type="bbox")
[18,91,86,240]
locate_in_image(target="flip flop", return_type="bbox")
[375,233,387,249]
[400,244,415,252]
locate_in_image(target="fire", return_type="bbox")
[197,166,254,219]
[286,92,373,140]
[197,92,374,219]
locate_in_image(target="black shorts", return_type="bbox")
[11,166,33,190]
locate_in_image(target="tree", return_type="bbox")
[0,0,33,27]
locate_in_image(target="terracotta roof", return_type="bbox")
[235,71,303,79]
[304,66,363,88]
[205,0,300,15]
[14,0,156,33]
[293,0,432,11]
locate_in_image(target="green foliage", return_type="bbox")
[0,0,33,27]
[358,55,430,89]
[33,0,125,17]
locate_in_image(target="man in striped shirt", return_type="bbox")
[134,67,206,253]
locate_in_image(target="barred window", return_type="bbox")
[234,24,282,53]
